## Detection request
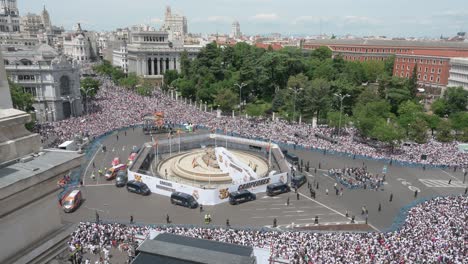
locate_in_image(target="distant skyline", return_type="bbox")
[20,0,468,37]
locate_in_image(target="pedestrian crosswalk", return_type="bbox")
[419,179,467,188]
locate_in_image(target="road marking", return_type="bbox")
[270,208,281,210]
[283,214,310,217]
[255,208,266,211]
[84,183,115,187]
[251,216,265,219]
[297,192,346,218]
[112,148,115,152]
[439,169,460,180]
[419,179,467,188]
[122,146,125,151]
[283,210,305,213]
[83,144,102,186]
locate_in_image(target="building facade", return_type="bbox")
[127,30,199,78]
[303,39,468,89]
[448,57,468,90]
[162,6,187,41]
[3,44,82,122]
[112,40,128,73]
[19,6,52,34]
[0,0,19,32]
[63,23,98,63]
[231,21,241,38]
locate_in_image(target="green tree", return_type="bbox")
[311,46,332,61]
[436,120,453,142]
[431,98,448,117]
[384,55,395,76]
[9,80,34,111]
[163,70,179,88]
[214,88,238,112]
[327,111,350,129]
[397,100,424,137]
[80,77,100,97]
[449,112,468,140]
[118,73,139,89]
[136,84,152,97]
[353,100,392,137]
[444,86,468,114]
[408,64,418,98]
[362,60,385,82]
[303,78,331,119]
[370,120,404,151]
[423,114,441,136]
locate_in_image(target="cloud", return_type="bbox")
[150,18,163,24]
[207,16,232,22]
[250,13,279,21]
[343,16,380,25]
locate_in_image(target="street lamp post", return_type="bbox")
[234,83,247,135]
[289,87,303,123]
[334,93,350,138]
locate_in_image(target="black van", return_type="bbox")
[266,182,290,196]
[170,192,199,209]
[291,174,307,189]
[229,190,256,205]
[115,170,128,187]
[282,150,299,165]
[126,180,151,195]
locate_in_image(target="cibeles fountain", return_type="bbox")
[158,146,269,188]
[128,134,291,205]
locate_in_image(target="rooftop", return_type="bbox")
[303,38,468,49]
[134,232,256,264]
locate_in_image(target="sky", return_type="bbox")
[19,0,468,37]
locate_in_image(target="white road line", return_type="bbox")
[122,146,125,151]
[85,183,115,187]
[112,148,115,152]
[439,169,460,180]
[255,208,266,211]
[251,216,265,219]
[270,208,281,210]
[83,144,102,186]
[283,210,305,213]
[283,214,310,217]
[297,192,346,218]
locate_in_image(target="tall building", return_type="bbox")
[448,57,468,90]
[231,21,241,38]
[162,6,187,41]
[20,5,52,34]
[0,0,20,32]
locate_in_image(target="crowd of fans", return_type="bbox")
[36,75,467,167]
[328,167,384,190]
[68,195,467,263]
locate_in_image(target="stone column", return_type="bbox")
[168,56,173,70]
[136,58,141,75]
[0,49,13,108]
[149,58,153,75]
[156,58,160,75]
[176,57,181,73]
[162,58,166,74]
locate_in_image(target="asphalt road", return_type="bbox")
[63,127,467,231]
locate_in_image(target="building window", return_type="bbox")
[431,68,435,73]
[436,77,440,82]
[438,68,441,74]
[418,74,421,79]
[23,87,37,97]
[395,71,399,76]
[396,65,399,69]
[407,65,410,70]
[406,72,409,77]
[425,67,428,72]
[424,75,427,80]
[60,75,71,95]
[400,72,404,77]
[419,66,422,71]
[430,76,434,81]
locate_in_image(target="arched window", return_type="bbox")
[60,75,71,95]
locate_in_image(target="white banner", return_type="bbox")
[128,170,287,205]
[215,147,258,184]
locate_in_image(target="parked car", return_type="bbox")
[61,189,82,213]
[266,182,290,196]
[229,189,256,205]
[126,180,151,195]
[170,192,198,209]
[115,170,128,187]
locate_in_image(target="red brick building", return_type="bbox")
[303,39,468,89]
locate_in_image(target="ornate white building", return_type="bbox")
[63,23,98,63]
[3,44,82,121]
[112,40,128,73]
[0,0,20,32]
[126,30,200,78]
